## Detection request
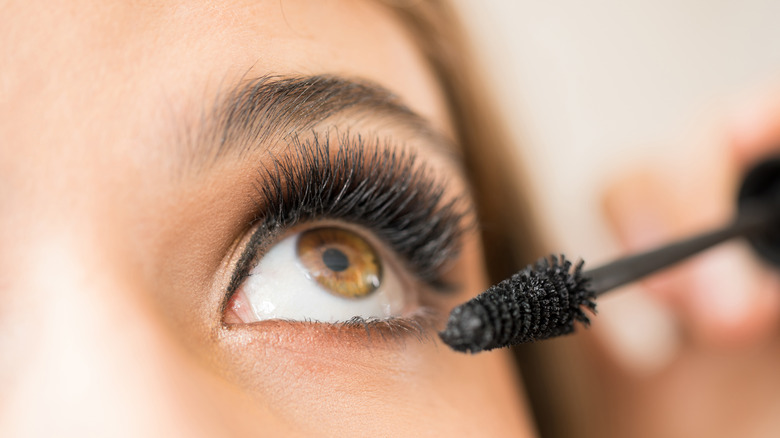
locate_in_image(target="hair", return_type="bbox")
[381,2,574,437]
[383,0,542,282]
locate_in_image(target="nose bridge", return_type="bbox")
[0,239,221,437]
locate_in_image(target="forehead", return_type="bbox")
[0,0,447,158]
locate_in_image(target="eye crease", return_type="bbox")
[222,132,472,330]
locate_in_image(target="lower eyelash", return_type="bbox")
[224,308,442,347]
[338,307,442,345]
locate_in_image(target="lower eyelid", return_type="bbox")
[222,308,442,349]
[216,315,446,394]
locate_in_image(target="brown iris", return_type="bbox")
[296,227,383,298]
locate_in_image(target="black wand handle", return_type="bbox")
[586,200,777,296]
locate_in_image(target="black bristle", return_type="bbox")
[438,255,596,353]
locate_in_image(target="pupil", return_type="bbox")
[322,248,350,272]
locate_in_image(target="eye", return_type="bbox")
[221,138,470,327]
[224,226,409,324]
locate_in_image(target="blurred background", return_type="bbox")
[456,0,780,260]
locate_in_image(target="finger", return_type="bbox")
[729,87,780,167]
[598,169,684,373]
[602,170,677,258]
[682,243,780,346]
[602,165,718,302]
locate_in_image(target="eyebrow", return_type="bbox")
[188,74,449,170]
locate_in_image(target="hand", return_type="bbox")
[604,94,780,346]
[589,89,780,437]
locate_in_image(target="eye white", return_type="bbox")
[240,231,405,323]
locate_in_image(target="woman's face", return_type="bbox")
[0,1,534,436]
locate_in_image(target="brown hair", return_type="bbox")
[382,2,574,435]
[385,0,542,281]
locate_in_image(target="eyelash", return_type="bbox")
[223,132,471,313]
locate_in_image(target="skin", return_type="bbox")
[0,1,534,436]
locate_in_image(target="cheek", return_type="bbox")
[212,236,533,436]
[217,326,530,436]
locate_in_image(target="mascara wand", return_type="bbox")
[439,157,780,353]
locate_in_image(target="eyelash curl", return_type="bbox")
[225,131,473,306]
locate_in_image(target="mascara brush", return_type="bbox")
[439,157,780,353]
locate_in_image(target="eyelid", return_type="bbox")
[223,308,443,349]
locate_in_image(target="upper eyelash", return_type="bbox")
[226,132,472,299]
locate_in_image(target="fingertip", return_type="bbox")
[728,90,780,168]
[602,171,674,251]
[684,244,780,348]
[593,288,681,375]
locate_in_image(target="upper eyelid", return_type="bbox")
[221,132,474,314]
